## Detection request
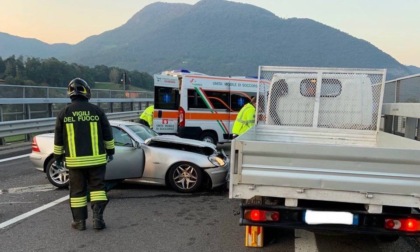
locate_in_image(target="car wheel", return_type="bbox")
[199,131,217,144]
[168,162,203,193]
[46,159,69,188]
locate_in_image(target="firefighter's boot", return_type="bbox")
[71,206,87,231]
[71,220,86,231]
[92,202,107,230]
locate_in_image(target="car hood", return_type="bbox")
[144,135,217,149]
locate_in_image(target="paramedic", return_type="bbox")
[139,105,154,128]
[54,78,115,231]
[306,81,316,97]
[232,96,256,138]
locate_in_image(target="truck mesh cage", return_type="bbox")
[257,66,386,131]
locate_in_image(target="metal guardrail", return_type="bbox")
[0,83,154,122]
[0,111,141,138]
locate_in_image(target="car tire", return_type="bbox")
[167,162,203,193]
[46,159,69,188]
[199,131,217,145]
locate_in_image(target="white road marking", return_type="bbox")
[295,229,319,252]
[0,154,30,163]
[6,184,57,194]
[0,195,69,229]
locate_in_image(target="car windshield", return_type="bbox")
[126,124,159,140]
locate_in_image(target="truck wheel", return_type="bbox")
[167,162,203,193]
[376,235,400,242]
[199,132,217,145]
[46,159,69,188]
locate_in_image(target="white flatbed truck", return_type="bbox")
[229,66,420,247]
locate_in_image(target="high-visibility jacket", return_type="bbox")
[54,97,115,168]
[232,102,256,136]
[139,105,154,128]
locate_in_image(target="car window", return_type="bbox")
[112,127,133,147]
[126,124,158,141]
[300,78,342,97]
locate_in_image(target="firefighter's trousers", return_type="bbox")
[68,165,108,221]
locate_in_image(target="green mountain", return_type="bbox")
[0,0,416,80]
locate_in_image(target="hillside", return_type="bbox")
[0,0,416,80]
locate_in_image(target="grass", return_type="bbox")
[4,134,27,143]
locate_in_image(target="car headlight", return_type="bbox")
[209,155,226,167]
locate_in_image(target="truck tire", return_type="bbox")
[376,235,400,242]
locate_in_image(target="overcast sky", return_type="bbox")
[1,0,419,66]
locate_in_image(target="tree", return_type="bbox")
[0,55,153,90]
[4,55,17,78]
[25,57,43,83]
[0,57,6,78]
[109,68,120,84]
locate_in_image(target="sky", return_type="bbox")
[1,0,419,66]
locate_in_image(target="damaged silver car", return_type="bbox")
[30,120,229,193]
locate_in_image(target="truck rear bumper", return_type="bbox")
[239,201,420,236]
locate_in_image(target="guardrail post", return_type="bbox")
[24,104,31,142]
[48,103,53,117]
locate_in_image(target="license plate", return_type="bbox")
[304,210,358,225]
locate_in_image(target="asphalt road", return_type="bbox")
[1,144,420,251]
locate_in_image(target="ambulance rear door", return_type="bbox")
[153,74,180,134]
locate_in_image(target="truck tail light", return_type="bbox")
[178,107,185,127]
[31,137,40,152]
[385,218,420,232]
[244,209,280,222]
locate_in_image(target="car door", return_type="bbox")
[105,126,145,180]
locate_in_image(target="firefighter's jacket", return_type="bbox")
[139,105,154,128]
[232,102,256,136]
[54,98,115,168]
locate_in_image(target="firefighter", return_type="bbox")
[139,104,154,128]
[232,96,256,138]
[54,78,115,231]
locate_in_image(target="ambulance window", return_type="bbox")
[231,94,253,111]
[300,79,342,97]
[207,91,229,110]
[188,89,207,109]
[188,89,230,110]
[154,87,179,110]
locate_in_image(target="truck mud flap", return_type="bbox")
[245,225,264,247]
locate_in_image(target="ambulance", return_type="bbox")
[153,69,268,144]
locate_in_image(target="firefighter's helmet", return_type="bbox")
[67,78,91,99]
